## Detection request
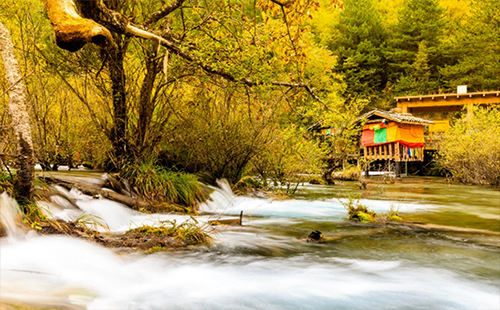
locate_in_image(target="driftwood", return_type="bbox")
[40,176,150,210]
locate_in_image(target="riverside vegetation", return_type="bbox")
[1,0,499,250]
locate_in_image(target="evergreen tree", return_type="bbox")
[440,0,500,92]
[395,42,440,95]
[387,0,446,94]
[328,0,387,104]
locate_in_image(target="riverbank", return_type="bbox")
[2,175,500,309]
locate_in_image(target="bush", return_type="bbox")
[331,165,362,181]
[250,125,326,195]
[438,107,500,186]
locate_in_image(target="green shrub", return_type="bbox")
[439,107,500,186]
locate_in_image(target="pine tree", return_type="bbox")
[387,0,446,94]
[440,0,500,91]
[328,0,387,103]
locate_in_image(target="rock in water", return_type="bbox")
[306,230,325,243]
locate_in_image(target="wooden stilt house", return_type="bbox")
[359,109,434,162]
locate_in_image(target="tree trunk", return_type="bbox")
[105,38,130,168]
[137,47,161,152]
[0,21,35,204]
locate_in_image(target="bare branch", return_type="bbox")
[143,0,187,28]
[35,46,108,136]
[269,0,299,7]
[0,73,32,98]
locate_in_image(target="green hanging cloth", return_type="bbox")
[374,127,387,144]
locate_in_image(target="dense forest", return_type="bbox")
[1,0,499,204]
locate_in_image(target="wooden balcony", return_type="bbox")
[363,142,424,162]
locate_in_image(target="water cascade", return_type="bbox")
[0,192,26,240]
[1,176,499,309]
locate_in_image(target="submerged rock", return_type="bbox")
[306,230,325,243]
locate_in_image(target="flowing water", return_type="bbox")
[1,174,499,309]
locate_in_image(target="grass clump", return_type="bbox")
[340,195,403,223]
[332,165,362,181]
[0,171,14,193]
[125,220,211,249]
[386,205,402,222]
[340,194,376,223]
[122,160,207,207]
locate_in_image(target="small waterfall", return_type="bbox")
[0,192,25,240]
[198,179,238,213]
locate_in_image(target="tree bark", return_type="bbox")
[0,21,36,204]
[105,37,129,167]
[137,46,161,152]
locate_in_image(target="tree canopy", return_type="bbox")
[0,0,498,188]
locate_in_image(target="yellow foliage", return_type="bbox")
[439,107,500,186]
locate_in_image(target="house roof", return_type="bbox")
[358,109,434,125]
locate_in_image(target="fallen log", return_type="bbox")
[40,176,151,210]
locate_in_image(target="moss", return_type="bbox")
[145,245,167,254]
[357,211,376,223]
[388,215,403,222]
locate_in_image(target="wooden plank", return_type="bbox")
[384,144,388,160]
[389,143,393,159]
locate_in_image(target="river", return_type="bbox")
[1,173,499,309]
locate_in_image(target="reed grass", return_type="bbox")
[122,160,207,207]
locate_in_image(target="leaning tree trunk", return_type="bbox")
[0,21,35,204]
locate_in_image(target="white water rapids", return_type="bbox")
[1,178,499,309]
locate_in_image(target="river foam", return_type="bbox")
[1,234,499,310]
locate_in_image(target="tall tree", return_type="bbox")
[328,0,387,104]
[41,0,332,171]
[387,0,445,94]
[0,21,35,204]
[440,0,500,91]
